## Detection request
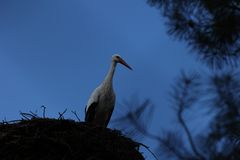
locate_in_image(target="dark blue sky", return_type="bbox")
[0,1,207,159]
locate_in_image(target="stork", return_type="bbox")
[85,54,132,127]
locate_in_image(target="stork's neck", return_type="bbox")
[103,61,117,85]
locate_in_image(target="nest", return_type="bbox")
[0,118,144,160]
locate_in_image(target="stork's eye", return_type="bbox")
[116,56,120,58]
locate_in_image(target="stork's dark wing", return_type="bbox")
[85,102,98,123]
[104,107,114,127]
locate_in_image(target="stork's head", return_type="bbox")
[112,54,132,70]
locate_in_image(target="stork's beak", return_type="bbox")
[119,58,133,70]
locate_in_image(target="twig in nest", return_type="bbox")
[30,111,38,117]
[58,109,67,120]
[3,117,8,124]
[20,112,29,120]
[41,105,46,118]
[71,110,81,122]
[5,120,22,124]
[20,111,38,120]
[137,142,159,160]
[0,119,23,125]
[1,118,8,125]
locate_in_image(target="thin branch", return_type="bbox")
[30,111,39,118]
[20,111,38,120]
[113,99,182,158]
[171,73,205,160]
[71,110,81,122]
[58,109,67,120]
[1,119,8,125]
[0,120,22,125]
[177,95,205,160]
[129,113,185,160]
[137,142,159,160]
[178,109,204,159]
[41,105,46,118]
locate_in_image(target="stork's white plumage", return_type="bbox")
[85,54,132,127]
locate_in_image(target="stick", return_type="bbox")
[71,110,81,122]
[58,109,67,119]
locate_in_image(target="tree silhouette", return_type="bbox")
[147,0,240,68]
[164,71,240,160]
[111,1,240,159]
[117,72,240,160]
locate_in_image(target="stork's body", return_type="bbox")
[85,54,132,127]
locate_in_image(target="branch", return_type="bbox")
[20,111,38,120]
[137,142,159,160]
[177,107,204,160]
[71,110,81,122]
[58,109,67,120]
[129,113,185,160]
[0,120,22,125]
[172,72,205,160]
[175,82,204,160]
[41,105,46,118]
[113,99,185,159]
[30,111,38,117]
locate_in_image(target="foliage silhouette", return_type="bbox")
[147,0,240,68]
[112,98,154,140]
[112,1,240,159]
[117,1,240,160]
[118,71,240,160]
